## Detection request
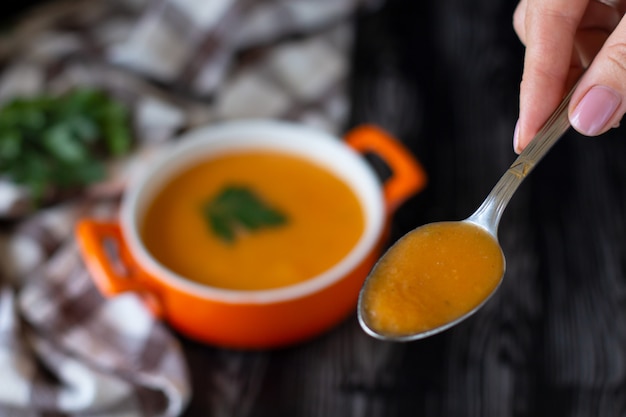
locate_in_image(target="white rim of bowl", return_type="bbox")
[121,119,385,304]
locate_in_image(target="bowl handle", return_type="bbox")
[75,219,164,317]
[344,125,427,213]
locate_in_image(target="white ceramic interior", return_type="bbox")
[121,119,386,304]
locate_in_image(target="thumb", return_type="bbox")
[570,19,626,136]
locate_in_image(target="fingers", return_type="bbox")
[513,0,528,44]
[514,0,589,153]
[574,2,622,66]
[569,16,626,136]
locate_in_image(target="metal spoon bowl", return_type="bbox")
[358,85,576,342]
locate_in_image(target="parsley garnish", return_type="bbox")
[0,88,132,200]
[203,185,288,243]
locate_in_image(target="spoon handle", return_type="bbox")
[469,85,577,234]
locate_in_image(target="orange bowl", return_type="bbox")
[75,120,426,349]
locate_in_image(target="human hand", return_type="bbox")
[513,0,626,153]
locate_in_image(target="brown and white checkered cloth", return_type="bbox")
[0,0,380,415]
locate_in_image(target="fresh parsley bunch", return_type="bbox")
[0,88,132,200]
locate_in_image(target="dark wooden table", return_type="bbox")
[179,0,626,416]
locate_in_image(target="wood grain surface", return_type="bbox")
[178,0,626,415]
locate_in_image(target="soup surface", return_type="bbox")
[361,221,504,337]
[141,150,365,290]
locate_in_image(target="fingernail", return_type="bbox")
[571,85,621,135]
[513,119,520,153]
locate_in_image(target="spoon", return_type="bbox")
[358,85,577,341]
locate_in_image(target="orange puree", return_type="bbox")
[361,221,503,337]
[141,150,364,291]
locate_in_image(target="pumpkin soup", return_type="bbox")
[361,221,503,337]
[140,150,365,291]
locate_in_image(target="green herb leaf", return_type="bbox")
[203,185,288,243]
[43,124,86,161]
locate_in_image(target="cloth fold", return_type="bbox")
[1,199,191,417]
[0,0,377,415]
